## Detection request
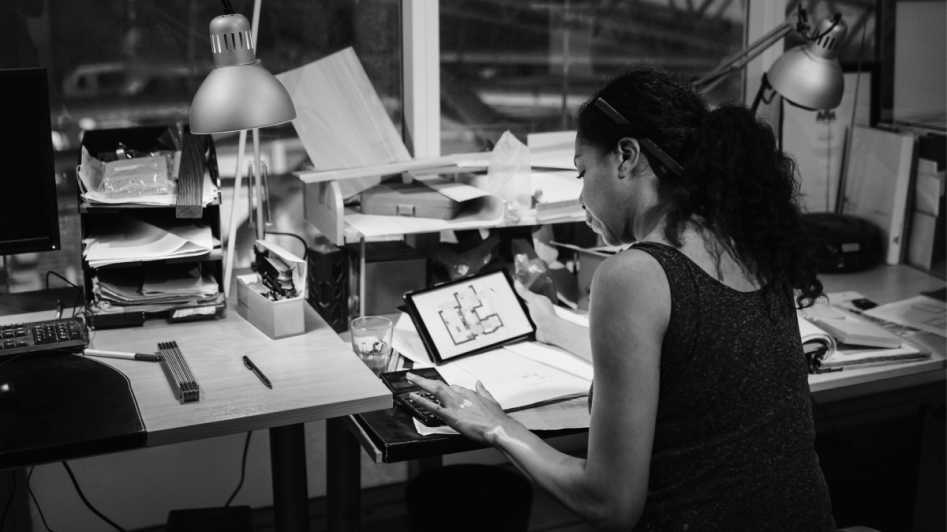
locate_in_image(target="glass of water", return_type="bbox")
[350,316,393,377]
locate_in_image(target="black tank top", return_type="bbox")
[612,242,836,531]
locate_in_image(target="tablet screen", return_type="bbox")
[407,270,534,361]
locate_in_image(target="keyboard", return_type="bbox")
[0,317,90,357]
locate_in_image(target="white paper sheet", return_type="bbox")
[863,296,947,338]
[84,217,214,267]
[413,395,590,436]
[392,312,434,367]
[528,131,577,170]
[434,348,590,412]
[503,342,593,382]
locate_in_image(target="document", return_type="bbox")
[84,216,215,267]
[863,296,947,338]
[414,395,591,436]
[276,47,411,199]
[435,348,590,411]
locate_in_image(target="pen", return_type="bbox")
[243,355,273,389]
[84,349,162,362]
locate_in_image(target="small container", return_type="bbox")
[361,182,462,220]
[236,274,304,340]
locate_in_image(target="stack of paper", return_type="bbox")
[798,300,932,370]
[532,170,583,222]
[93,265,219,310]
[84,217,216,268]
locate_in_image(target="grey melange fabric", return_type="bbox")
[589,241,836,531]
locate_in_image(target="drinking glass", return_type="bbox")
[350,316,393,377]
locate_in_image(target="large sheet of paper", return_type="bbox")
[785,72,871,212]
[842,126,915,265]
[277,47,411,198]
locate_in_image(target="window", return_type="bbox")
[0,0,402,291]
[440,0,747,154]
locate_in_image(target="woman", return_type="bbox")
[407,67,835,531]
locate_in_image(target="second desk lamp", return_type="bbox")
[189,0,296,299]
[693,7,848,114]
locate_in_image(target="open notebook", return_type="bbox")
[798,302,931,370]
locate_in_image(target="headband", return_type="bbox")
[594,98,685,177]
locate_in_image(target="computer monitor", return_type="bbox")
[0,68,61,255]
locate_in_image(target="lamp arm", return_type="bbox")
[693,21,794,92]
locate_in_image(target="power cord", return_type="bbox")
[44,271,86,318]
[225,432,253,507]
[0,470,14,531]
[27,468,54,532]
[60,462,126,532]
[265,231,309,261]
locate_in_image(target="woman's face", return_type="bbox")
[575,137,629,246]
[575,136,660,245]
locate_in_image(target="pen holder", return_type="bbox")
[236,274,304,339]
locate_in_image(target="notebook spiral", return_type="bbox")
[158,341,200,403]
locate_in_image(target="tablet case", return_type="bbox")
[361,182,462,220]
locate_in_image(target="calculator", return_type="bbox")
[379,368,448,427]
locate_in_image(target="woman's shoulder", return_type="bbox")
[593,246,671,316]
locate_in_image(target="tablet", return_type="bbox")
[403,269,536,364]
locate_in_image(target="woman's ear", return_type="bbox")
[616,137,641,178]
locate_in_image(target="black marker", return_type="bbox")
[243,355,272,389]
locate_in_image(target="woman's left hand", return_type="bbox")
[406,372,509,447]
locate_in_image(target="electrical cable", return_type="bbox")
[0,470,14,532]
[265,231,309,261]
[225,432,253,507]
[60,462,126,532]
[44,271,86,317]
[27,468,54,532]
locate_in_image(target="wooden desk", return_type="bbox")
[332,264,946,531]
[0,297,391,532]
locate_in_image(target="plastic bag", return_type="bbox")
[478,131,531,222]
[99,153,176,199]
[514,253,557,304]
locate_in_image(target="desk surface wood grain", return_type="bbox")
[1,302,391,448]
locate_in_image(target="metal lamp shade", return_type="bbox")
[767,45,844,110]
[767,16,847,111]
[189,63,296,134]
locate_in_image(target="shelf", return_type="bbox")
[78,198,220,213]
[82,249,224,270]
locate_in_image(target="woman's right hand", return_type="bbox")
[514,280,557,344]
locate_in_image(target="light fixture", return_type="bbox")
[758,14,847,112]
[692,8,848,114]
[189,2,295,133]
[189,0,296,299]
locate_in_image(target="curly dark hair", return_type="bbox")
[576,67,822,308]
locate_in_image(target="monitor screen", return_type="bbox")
[0,68,60,255]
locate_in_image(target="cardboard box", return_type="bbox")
[361,182,461,219]
[236,241,308,340]
[237,274,304,339]
[552,242,623,310]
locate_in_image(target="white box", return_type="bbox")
[236,274,305,340]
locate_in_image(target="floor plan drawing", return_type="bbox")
[438,285,504,345]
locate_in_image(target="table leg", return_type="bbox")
[408,456,442,480]
[326,417,361,532]
[269,423,309,532]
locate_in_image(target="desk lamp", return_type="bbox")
[693,8,847,114]
[189,0,296,298]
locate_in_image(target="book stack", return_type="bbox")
[798,297,934,371]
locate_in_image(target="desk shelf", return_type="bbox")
[78,126,224,321]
